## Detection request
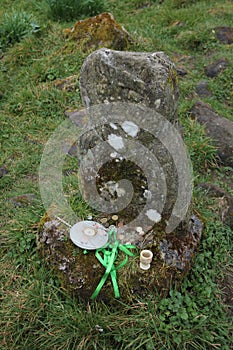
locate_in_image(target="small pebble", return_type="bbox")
[136,226,143,233]
[118,221,124,228]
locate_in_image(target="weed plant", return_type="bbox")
[0,0,232,349]
[0,10,40,51]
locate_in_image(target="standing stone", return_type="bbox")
[79,49,190,239]
[77,49,199,245]
[37,49,202,302]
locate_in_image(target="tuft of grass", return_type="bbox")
[0,10,40,51]
[181,117,218,174]
[46,0,108,21]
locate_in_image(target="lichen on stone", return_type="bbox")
[63,13,133,52]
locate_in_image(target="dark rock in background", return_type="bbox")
[10,193,37,207]
[198,183,233,229]
[190,101,233,167]
[0,165,8,178]
[214,26,233,44]
[195,80,212,98]
[176,66,188,76]
[205,58,230,78]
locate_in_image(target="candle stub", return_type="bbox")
[139,250,153,270]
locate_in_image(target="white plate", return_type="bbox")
[70,221,109,250]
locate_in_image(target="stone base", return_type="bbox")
[37,215,202,302]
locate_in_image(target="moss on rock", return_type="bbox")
[37,215,202,303]
[63,13,133,52]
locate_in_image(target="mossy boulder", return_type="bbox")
[37,215,202,302]
[63,13,132,52]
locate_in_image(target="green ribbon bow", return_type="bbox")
[90,227,137,300]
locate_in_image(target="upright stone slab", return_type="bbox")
[78,49,192,238]
[37,49,202,302]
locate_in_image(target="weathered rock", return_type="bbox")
[65,108,88,129]
[38,49,203,302]
[63,13,132,52]
[76,102,192,238]
[190,101,233,167]
[214,26,233,44]
[205,58,230,78]
[176,66,188,76]
[10,193,36,207]
[79,49,187,238]
[195,80,212,98]
[61,141,78,157]
[198,183,233,229]
[37,215,202,301]
[0,165,8,178]
[80,49,179,122]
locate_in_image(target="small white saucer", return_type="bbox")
[70,221,109,250]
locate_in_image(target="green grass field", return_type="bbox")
[1,0,232,349]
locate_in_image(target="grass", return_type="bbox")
[0,0,233,349]
[0,10,40,51]
[45,0,108,21]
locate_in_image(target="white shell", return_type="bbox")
[70,221,108,250]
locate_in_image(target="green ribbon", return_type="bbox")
[90,227,137,300]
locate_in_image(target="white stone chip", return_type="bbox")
[143,190,152,200]
[146,209,161,223]
[110,152,118,158]
[110,122,118,130]
[121,121,139,137]
[154,99,161,109]
[107,134,124,150]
